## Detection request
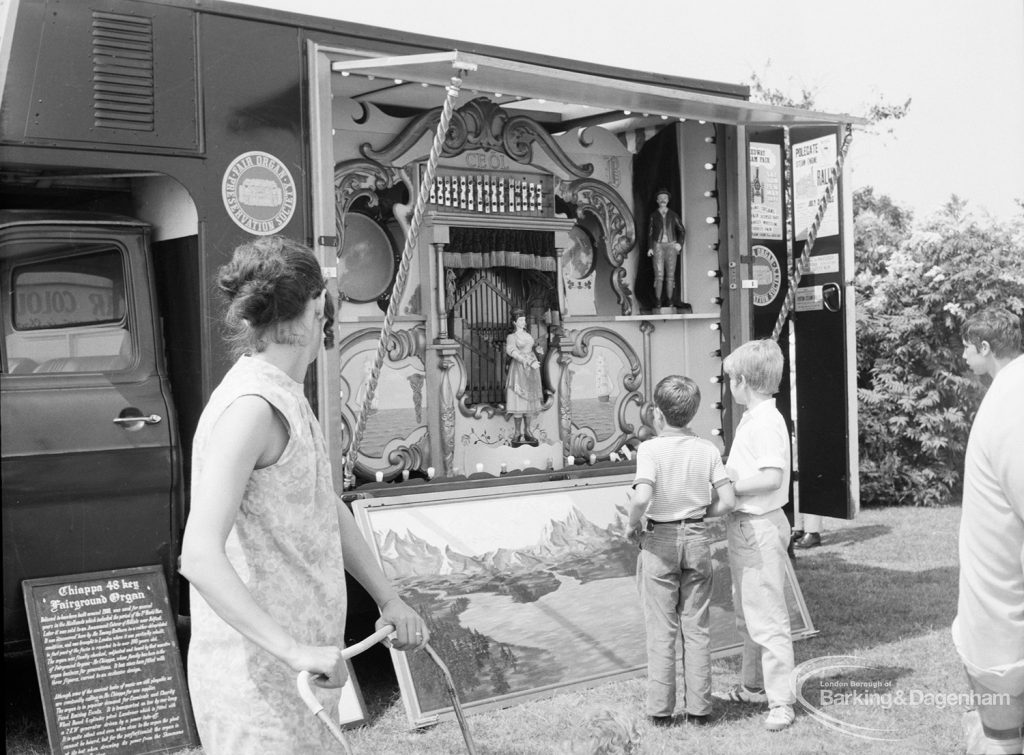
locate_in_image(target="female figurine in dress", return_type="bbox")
[179,236,428,754]
[505,308,543,447]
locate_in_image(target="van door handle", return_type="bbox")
[112,414,162,425]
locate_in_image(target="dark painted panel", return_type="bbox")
[790,127,854,520]
[2,448,176,649]
[19,0,200,151]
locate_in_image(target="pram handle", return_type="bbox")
[297,623,396,713]
[297,623,476,755]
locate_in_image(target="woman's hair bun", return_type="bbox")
[216,236,327,357]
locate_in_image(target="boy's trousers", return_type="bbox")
[637,520,713,717]
[725,508,796,707]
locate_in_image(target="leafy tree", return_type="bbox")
[856,197,1024,505]
[853,186,914,278]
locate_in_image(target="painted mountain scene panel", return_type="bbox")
[353,476,814,725]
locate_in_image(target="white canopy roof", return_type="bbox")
[331,51,866,128]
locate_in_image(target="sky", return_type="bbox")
[239,0,1024,223]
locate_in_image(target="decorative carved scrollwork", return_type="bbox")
[338,327,427,482]
[557,351,573,460]
[361,97,594,178]
[501,114,592,177]
[559,327,645,457]
[333,158,409,254]
[386,326,426,362]
[559,178,638,315]
[440,354,458,476]
[561,179,636,266]
[386,435,431,474]
[569,328,643,393]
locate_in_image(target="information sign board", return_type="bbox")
[24,566,199,755]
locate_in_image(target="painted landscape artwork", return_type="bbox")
[353,476,814,727]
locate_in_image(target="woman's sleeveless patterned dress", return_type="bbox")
[187,356,348,754]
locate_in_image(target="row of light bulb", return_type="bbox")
[334,71,733,127]
[706,129,725,439]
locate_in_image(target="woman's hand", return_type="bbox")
[288,643,347,689]
[378,597,429,650]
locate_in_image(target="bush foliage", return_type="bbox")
[855,191,1024,506]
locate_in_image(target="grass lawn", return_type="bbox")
[6,505,967,754]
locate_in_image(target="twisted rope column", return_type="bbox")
[770,124,854,342]
[344,74,464,486]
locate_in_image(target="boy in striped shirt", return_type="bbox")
[626,375,736,727]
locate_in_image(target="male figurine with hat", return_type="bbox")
[647,189,688,311]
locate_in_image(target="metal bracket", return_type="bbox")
[318,235,339,247]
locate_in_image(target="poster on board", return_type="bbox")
[793,135,840,241]
[749,142,783,239]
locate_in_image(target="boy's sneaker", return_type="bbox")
[764,705,795,731]
[716,684,768,704]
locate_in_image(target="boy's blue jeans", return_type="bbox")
[637,520,713,717]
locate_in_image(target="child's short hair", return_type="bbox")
[961,308,1022,358]
[723,339,784,395]
[654,375,700,428]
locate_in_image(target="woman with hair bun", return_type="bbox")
[180,236,427,753]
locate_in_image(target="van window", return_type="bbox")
[3,245,132,374]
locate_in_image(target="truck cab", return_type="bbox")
[0,210,184,653]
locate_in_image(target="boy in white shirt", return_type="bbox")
[716,339,796,731]
[953,307,1024,755]
[626,375,735,727]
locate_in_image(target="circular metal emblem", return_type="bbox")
[751,244,782,307]
[222,151,297,235]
